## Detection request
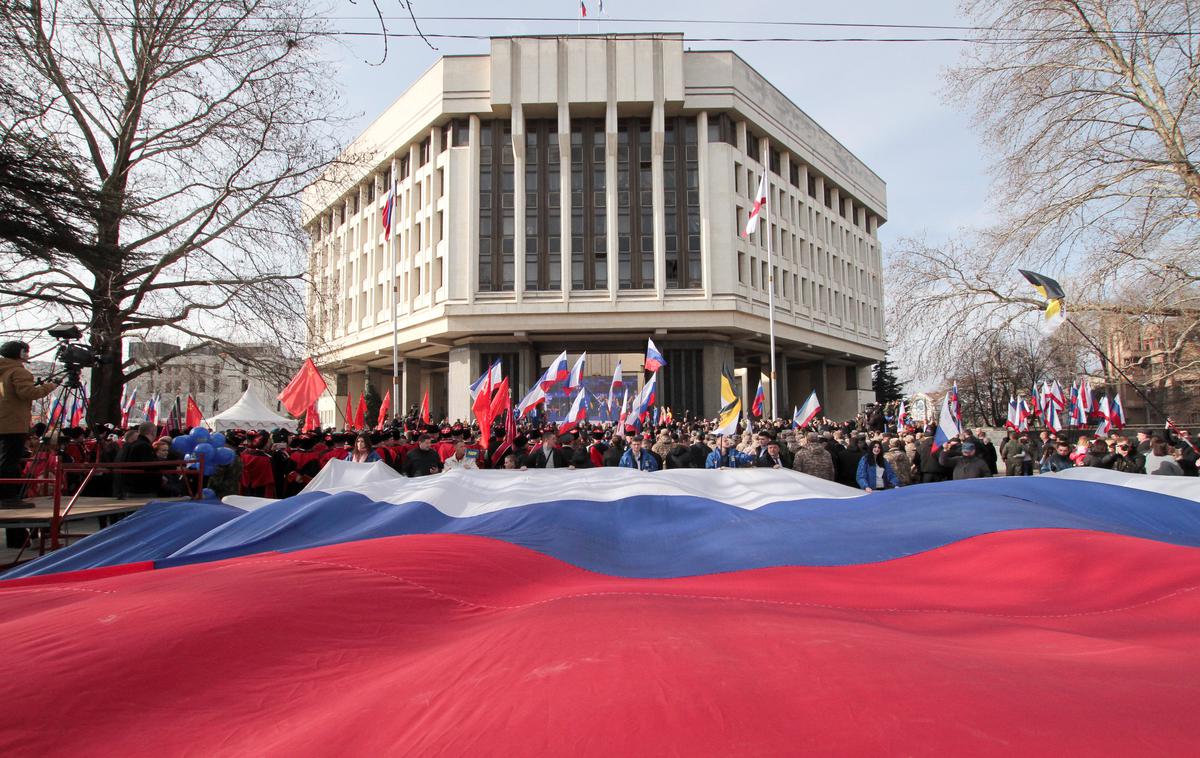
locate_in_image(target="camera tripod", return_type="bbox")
[10,370,87,501]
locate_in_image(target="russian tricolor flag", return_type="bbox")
[644,339,666,373]
[932,392,961,451]
[567,353,587,392]
[380,182,396,239]
[606,360,623,414]
[2,468,1198,756]
[559,387,588,436]
[541,350,570,391]
[751,377,765,418]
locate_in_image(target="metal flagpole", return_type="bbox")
[764,169,778,420]
[389,161,400,426]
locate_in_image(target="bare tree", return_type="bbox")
[0,0,345,423]
[948,328,1089,426]
[888,1,1200,393]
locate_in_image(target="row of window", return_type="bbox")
[479,116,703,293]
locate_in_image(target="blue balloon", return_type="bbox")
[215,446,236,465]
[171,435,195,454]
[201,488,216,500]
[189,426,211,442]
[210,433,226,448]
[203,463,218,476]
[193,442,215,459]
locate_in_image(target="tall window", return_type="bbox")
[570,119,607,290]
[524,121,562,291]
[617,118,653,289]
[664,116,701,288]
[479,121,515,291]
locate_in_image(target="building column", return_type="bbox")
[776,353,790,417]
[447,345,475,423]
[402,358,423,419]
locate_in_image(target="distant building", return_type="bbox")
[126,341,290,421]
[1104,318,1200,425]
[302,33,887,425]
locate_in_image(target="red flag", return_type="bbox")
[185,396,204,428]
[377,390,392,430]
[278,358,328,417]
[354,394,367,431]
[491,383,515,466]
[304,403,320,432]
[473,378,495,450]
[345,394,354,431]
[421,391,430,425]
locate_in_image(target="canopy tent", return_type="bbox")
[202,388,295,432]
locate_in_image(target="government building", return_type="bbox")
[302,34,887,425]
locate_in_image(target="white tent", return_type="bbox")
[203,388,295,432]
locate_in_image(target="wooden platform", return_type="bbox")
[0,495,186,527]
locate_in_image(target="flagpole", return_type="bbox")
[764,170,778,421]
[389,161,400,428]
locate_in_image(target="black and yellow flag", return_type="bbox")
[715,362,741,435]
[1019,269,1066,329]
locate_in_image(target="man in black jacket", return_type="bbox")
[113,422,161,499]
[402,434,442,477]
[688,433,712,469]
[524,430,574,468]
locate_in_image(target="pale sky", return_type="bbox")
[321,0,993,252]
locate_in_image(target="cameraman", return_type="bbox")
[0,341,60,508]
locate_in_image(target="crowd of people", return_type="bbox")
[1,332,1196,508]
[1,405,1192,506]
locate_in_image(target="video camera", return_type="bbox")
[47,323,111,387]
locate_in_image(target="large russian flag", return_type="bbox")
[2,465,1199,755]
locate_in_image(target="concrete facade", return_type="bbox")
[302,34,886,425]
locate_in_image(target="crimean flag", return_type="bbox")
[185,396,204,429]
[644,339,667,373]
[278,359,328,418]
[420,391,431,425]
[377,390,392,430]
[353,394,367,431]
[1019,269,1066,331]
[793,390,821,429]
[750,376,766,417]
[742,172,768,237]
[714,363,741,436]
[4,472,1198,756]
